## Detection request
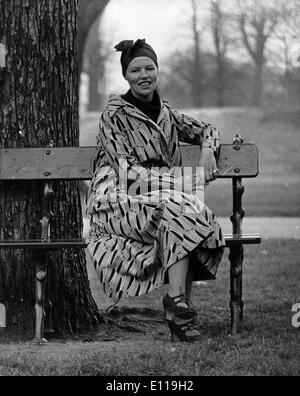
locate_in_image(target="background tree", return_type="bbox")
[85,19,113,112]
[210,0,229,107]
[190,0,204,107]
[236,0,280,105]
[0,0,101,334]
[85,18,104,112]
[159,50,196,108]
[159,0,255,109]
[78,0,109,75]
[270,0,300,105]
[159,0,207,108]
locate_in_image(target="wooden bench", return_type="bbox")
[0,135,261,342]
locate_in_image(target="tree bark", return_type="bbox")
[0,0,101,335]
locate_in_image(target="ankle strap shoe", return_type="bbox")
[168,318,201,342]
[163,293,197,320]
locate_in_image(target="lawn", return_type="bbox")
[0,239,299,376]
[79,107,300,217]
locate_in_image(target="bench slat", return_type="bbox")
[0,147,98,180]
[0,239,88,250]
[0,143,258,181]
[0,234,261,250]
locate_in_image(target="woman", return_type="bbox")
[86,39,225,342]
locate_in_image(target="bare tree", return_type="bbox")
[85,20,114,112]
[159,50,196,108]
[270,0,300,102]
[78,0,109,75]
[163,0,205,108]
[211,0,229,107]
[0,0,101,334]
[85,18,104,112]
[190,0,204,107]
[236,0,280,105]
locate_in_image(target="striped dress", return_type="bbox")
[86,95,225,302]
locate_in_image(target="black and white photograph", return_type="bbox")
[0,0,299,379]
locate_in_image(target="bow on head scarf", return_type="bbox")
[115,39,158,77]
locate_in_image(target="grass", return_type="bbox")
[0,239,299,376]
[79,107,300,217]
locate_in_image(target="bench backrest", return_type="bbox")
[0,143,258,181]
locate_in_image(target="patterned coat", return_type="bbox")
[86,95,225,302]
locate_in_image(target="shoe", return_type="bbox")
[168,318,201,342]
[163,293,197,320]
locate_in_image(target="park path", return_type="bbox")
[83,217,300,240]
[217,217,300,240]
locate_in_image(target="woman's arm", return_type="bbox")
[168,107,220,156]
[168,107,220,184]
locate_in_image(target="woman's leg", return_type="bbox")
[166,257,200,342]
[167,256,195,300]
[167,256,189,307]
[165,256,195,321]
[185,259,195,301]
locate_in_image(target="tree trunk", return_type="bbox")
[216,59,226,107]
[191,0,203,108]
[253,61,264,106]
[211,0,227,107]
[86,18,105,112]
[0,0,101,335]
[78,0,109,75]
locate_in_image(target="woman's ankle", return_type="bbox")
[166,289,188,308]
[168,286,186,298]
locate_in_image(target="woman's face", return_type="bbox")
[125,57,159,102]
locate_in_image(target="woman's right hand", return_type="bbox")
[199,147,219,185]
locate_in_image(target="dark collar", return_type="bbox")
[122,90,161,123]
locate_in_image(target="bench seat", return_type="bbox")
[0,234,261,250]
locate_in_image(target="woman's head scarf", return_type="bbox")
[115,39,158,77]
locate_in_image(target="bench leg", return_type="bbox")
[33,251,48,344]
[229,244,244,336]
[44,266,54,336]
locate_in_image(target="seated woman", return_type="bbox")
[86,39,225,342]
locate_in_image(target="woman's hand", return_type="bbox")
[199,147,219,185]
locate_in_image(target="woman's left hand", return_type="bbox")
[199,147,219,185]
